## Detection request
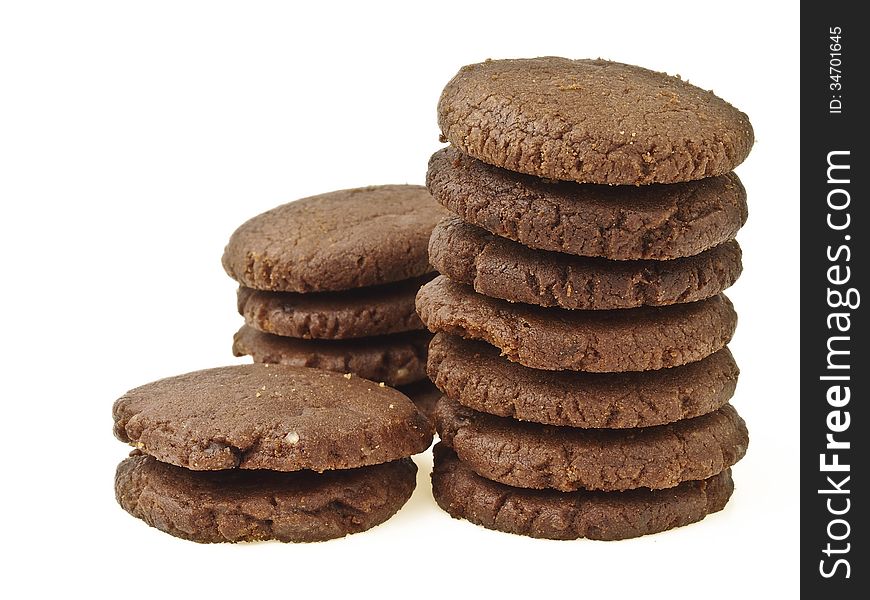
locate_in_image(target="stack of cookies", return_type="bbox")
[418,57,754,540]
[222,184,447,418]
[113,364,433,543]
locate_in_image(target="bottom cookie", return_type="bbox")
[232,325,431,386]
[116,453,417,543]
[431,444,733,541]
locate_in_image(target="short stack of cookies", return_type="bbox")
[222,184,447,418]
[418,57,754,540]
[113,364,433,543]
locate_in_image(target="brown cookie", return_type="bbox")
[435,397,748,492]
[430,216,742,310]
[222,185,447,292]
[428,333,738,428]
[116,453,417,543]
[416,276,737,372]
[432,444,733,541]
[426,147,748,260]
[113,364,433,472]
[398,379,441,426]
[438,58,753,184]
[233,325,431,386]
[237,276,430,340]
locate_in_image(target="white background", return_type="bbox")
[1,1,799,598]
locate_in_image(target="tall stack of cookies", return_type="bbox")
[418,58,754,540]
[222,184,447,418]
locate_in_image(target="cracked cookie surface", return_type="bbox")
[237,276,430,340]
[435,397,748,492]
[431,444,733,540]
[113,364,433,472]
[430,216,742,309]
[233,325,431,386]
[222,185,448,292]
[437,58,753,185]
[428,333,738,428]
[116,453,417,543]
[416,276,737,372]
[426,147,748,260]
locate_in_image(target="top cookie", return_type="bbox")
[222,185,448,292]
[438,58,754,184]
[113,364,433,472]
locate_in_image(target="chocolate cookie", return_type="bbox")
[237,276,429,339]
[398,379,441,425]
[437,58,753,184]
[113,364,433,472]
[116,453,417,543]
[430,216,742,310]
[222,185,447,292]
[428,334,738,428]
[233,325,431,386]
[426,147,748,260]
[416,277,737,372]
[435,397,748,492]
[432,444,733,541]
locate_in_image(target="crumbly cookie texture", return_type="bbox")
[116,453,417,543]
[426,147,748,260]
[113,364,433,472]
[435,397,748,492]
[438,58,753,184]
[222,185,447,292]
[237,276,430,340]
[428,333,738,428]
[232,326,431,386]
[432,444,734,541]
[416,276,737,372]
[430,216,743,310]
